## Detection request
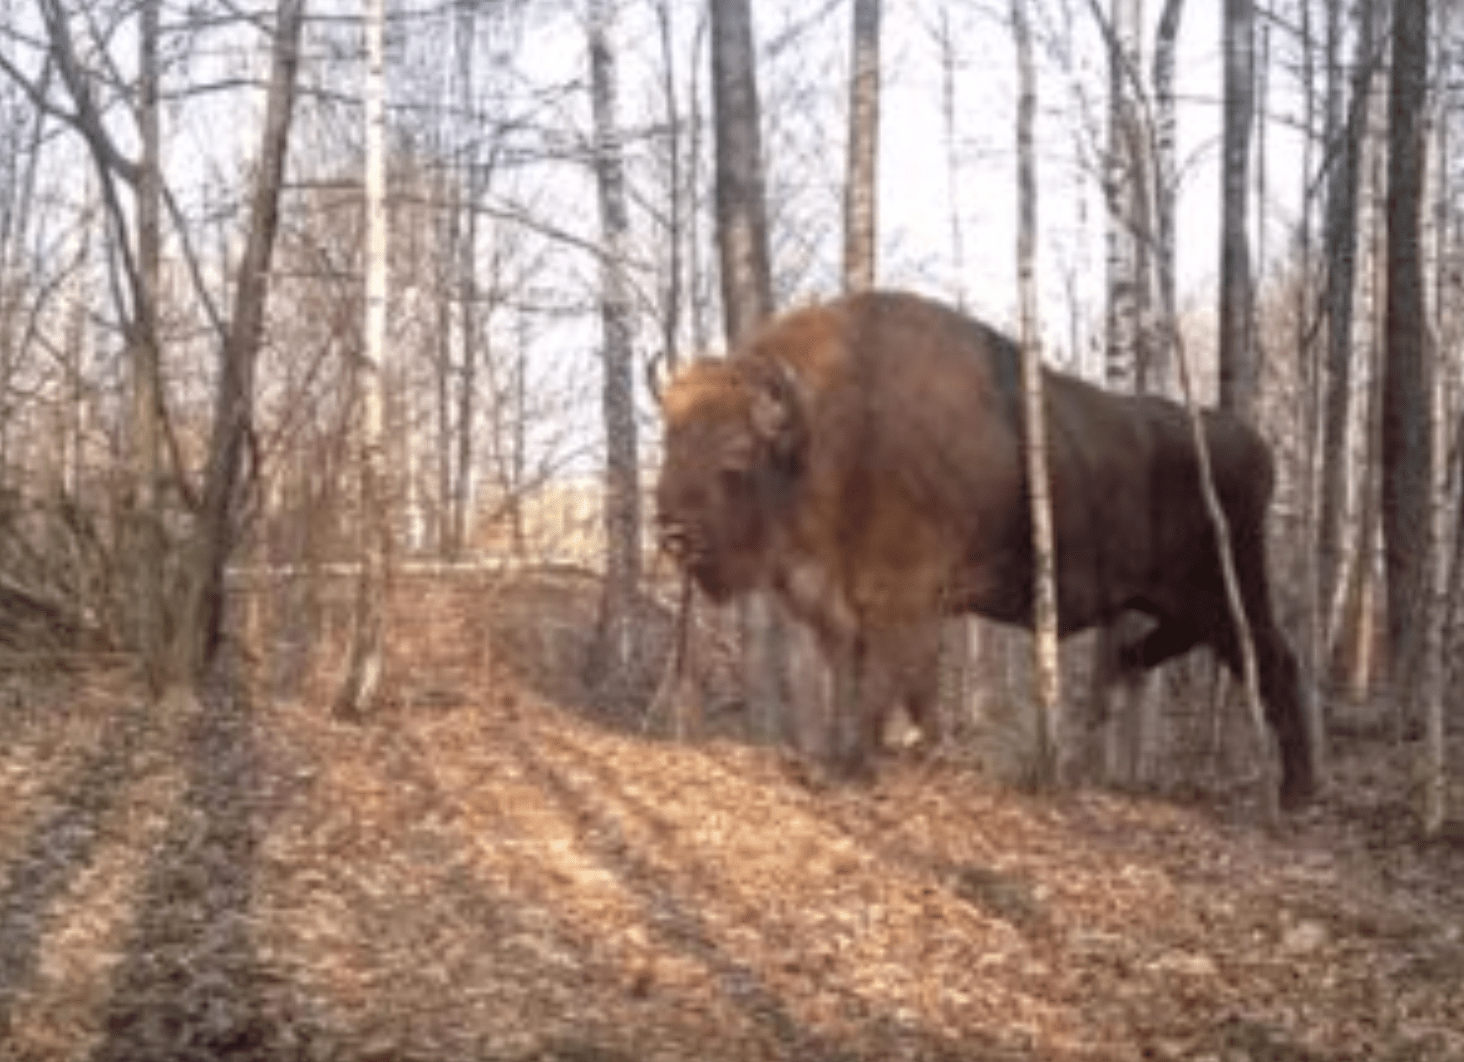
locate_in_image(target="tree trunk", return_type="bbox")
[588,0,643,699]
[175,0,307,687]
[709,0,784,745]
[1337,309,1386,706]
[1156,0,1279,815]
[1422,7,1455,837]
[434,195,454,556]
[935,10,977,737]
[1381,0,1433,717]
[1318,0,1376,665]
[655,0,685,376]
[451,1,481,560]
[453,193,478,560]
[842,0,880,291]
[1218,0,1257,420]
[1104,0,1143,395]
[937,9,966,307]
[1150,0,1184,398]
[335,0,390,719]
[1011,0,1062,789]
[133,0,167,692]
[710,0,773,338]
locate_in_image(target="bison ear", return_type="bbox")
[748,360,805,470]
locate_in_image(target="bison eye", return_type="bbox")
[659,522,690,558]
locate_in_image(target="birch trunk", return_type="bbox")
[335,0,390,719]
[588,0,643,695]
[1011,0,1062,789]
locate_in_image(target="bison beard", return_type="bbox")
[656,290,1316,808]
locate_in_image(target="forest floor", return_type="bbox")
[1,571,1462,1062]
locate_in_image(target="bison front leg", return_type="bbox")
[826,623,942,780]
[825,631,881,781]
[892,620,945,752]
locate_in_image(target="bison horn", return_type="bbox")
[748,359,806,471]
[645,348,670,406]
[750,387,787,442]
[751,359,801,436]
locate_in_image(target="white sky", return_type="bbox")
[473,0,1314,477]
[872,0,1287,368]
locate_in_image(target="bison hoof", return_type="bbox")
[1279,774,1317,812]
[829,750,878,786]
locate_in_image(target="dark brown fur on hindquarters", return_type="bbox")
[655,289,1315,807]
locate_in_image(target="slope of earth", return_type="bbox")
[0,574,1460,1061]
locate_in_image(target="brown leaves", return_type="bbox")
[1,609,1462,1061]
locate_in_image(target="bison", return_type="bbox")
[656,289,1316,807]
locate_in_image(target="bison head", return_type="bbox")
[655,356,806,602]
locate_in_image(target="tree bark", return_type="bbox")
[588,0,643,698]
[937,9,967,307]
[1219,0,1257,420]
[133,0,167,692]
[1381,0,1433,715]
[710,0,773,338]
[1150,0,1183,398]
[842,0,880,291]
[709,0,785,745]
[654,0,685,376]
[1011,0,1062,789]
[335,0,390,719]
[1104,0,1143,395]
[176,0,307,686]
[452,2,481,561]
[1318,0,1377,662]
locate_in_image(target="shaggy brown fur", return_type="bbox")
[656,290,1315,806]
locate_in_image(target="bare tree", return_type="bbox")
[1219,0,1258,421]
[1103,0,1144,395]
[336,0,391,719]
[1011,0,1062,788]
[7,0,305,693]
[710,0,774,339]
[843,0,880,290]
[1381,0,1434,718]
[176,0,308,686]
[709,0,784,744]
[1150,0,1183,397]
[1094,0,1162,788]
[133,0,167,692]
[653,0,687,374]
[936,9,967,307]
[1317,0,1378,660]
[588,0,643,696]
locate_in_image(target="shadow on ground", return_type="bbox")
[85,676,303,1061]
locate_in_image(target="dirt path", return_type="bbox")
[1,657,1461,1061]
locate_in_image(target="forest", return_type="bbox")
[0,0,1461,1059]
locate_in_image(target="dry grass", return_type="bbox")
[0,573,1461,1061]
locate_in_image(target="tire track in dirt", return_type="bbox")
[87,681,296,1062]
[0,698,153,1042]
